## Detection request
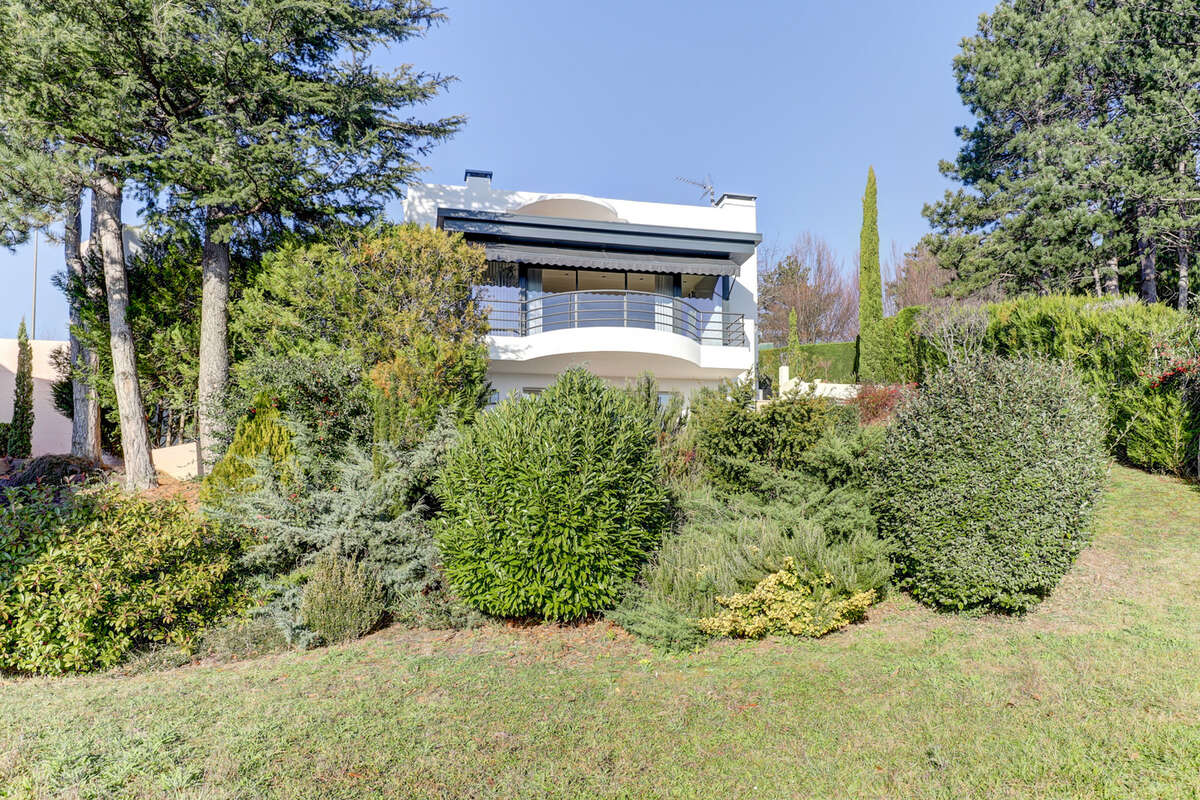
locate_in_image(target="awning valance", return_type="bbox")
[484,243,740,277]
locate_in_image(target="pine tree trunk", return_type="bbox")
[64,189,102,462]
[1139,235,1158,303]
[196,210,231,475]
[1103,256,1120,296]
[1179,241,1190,312]
[94,174,157,490]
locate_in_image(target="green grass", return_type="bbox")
[760,340,857,384]
[3,465,1199,799]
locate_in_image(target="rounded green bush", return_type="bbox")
[0,485,242,675]
[434,368,670,621]
[871,356,1106,613]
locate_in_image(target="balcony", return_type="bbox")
[484,290,747,347]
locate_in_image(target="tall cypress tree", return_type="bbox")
[8,318,33,458]
[857,167,884,383]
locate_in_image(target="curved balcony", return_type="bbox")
[485,290,747,347]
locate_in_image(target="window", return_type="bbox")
[521,387,543,398]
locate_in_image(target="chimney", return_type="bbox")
[464,169,493,189]
[716,192,756,208]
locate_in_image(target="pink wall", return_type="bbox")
[0,338,72,456]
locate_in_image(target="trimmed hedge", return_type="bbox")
[434,368,670,621]
[909,295,1196,474]
[759,341,857,386]
[871,356,1106,613]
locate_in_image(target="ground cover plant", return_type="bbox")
[1,466,1196,798]
[435,368,671,621]
[872,355,1107,613]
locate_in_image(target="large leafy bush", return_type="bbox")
[0,486,242,675]
[690,380,836,488]
[872,356,1106,613]
[435,368,671,621]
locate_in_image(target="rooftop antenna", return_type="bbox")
[676,174,716,206]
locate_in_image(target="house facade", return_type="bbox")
[403,171,761,402]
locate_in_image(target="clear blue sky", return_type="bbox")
[0,0,991,342]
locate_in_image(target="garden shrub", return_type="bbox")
[435,368,671,621]
[6,454,103,487]
[211,415,457,607]
[222,349,375,466]
[871,356,1106,613]
[200,392,298,507]
[910,294,1196,473]
[300,550,386,645]
[611,483,890,651]
[851,383,912,426]
[371,333,489,449]
[690,380,835,489]
[0,421,8,457]
[0,485,242,675]
[698,559,876,639]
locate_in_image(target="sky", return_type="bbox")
[0,0,993,342]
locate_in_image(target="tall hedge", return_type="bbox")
[7,319,33,458]
[434,369,670,621]
[872,356,1106,613]
[911,295,1194,473]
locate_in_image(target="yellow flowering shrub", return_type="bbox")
[698,558,876,639]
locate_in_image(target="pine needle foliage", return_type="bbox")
[210,415,458,605]
[7,319,33,458]
[200,392,298,507]
[611,482,890,652]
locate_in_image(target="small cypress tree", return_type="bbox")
[786,308,803,378]
[857,167,884,382]
[7,319,34,458]
[199,392,297,506]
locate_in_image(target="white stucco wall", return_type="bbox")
[404,174,759,394]
[0,338,72,456]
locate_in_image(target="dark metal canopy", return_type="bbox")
[483,242,739,277]
[437,207,762,266]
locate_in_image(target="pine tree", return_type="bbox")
[8,319,33,458]
[857,167,884,383]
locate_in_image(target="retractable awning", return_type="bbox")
[484,243,740,277]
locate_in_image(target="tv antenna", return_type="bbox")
[676,174,716,206]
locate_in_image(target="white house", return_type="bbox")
[403,171,762,402]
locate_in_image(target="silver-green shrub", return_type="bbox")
[300,550,386,645]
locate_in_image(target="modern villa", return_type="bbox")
[403,171,762,402]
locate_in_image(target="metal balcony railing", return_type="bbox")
[484,290,747,347]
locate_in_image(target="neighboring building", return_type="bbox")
[0,338,71,457]
[403,171,762,402]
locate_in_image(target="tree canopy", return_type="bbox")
[925,0,1200,306]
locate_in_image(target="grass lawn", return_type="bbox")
[2,465,1199,799]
